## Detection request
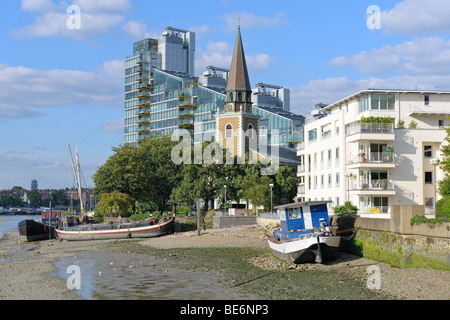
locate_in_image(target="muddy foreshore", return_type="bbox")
[0,225,448,300]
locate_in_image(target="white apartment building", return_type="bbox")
[297,89,450,218]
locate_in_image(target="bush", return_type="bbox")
[436,197,450,219]
[129,213,153,221]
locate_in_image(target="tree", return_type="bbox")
[95,191,135,217]
[138,135,183,215]
[241,173,272,213]
[93,144,143,202]
[274,166,299,204]
[27,190,42,207]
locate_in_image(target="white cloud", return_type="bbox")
[21,0,57,12]
[381,0,450,35]
[72,0,133,13]
[0,61,123,120]
[122,20,158,40]
[12,11,124,40]
[101,119,124,135]
[14,0,133,41]
[196,41,274,76]
[189,24,210,39]
[329,37,450,76]
[222,12,291,30]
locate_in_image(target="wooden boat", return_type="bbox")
[267,201,341,264]
[55,216,175,241]
[18,211,60,242]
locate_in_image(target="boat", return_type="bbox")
[55,216,175,241]
[267,201,341,264]
[18,210,60,242]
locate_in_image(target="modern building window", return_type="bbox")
[370,93,395,110]
[336,172,340,186]
[424,145,432,158]
[425,171,433,184]
[359,95,369,112]
[425,197,434,207]
[226,124,233,138]
[308,129,317,142]
[424,95,430,106]
[439,120,445,128]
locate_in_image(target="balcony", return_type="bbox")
[297,165,305,174]
[345,122,394,142]
[297,184,305,195]
[409,105,450,116]
[347,152,395,169]
[349,179,396,195]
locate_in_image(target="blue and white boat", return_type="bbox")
[267,201,341,264]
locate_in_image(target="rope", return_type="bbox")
[340,227,361,241]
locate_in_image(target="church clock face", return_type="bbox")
[226,103,234,112]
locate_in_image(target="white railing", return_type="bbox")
[346,122,394,136]
[409,105,450,115]
[297,165,305,173]
[347,152,395,164]
[297,184,305,194]
[349,180,395,191]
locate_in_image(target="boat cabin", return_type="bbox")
[41,211,60,225]
[274,201,331,241]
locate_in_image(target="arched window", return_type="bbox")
[230,93,233,101]
[248,123,254,139]
[226,124,233,138]
[238,92,243,101]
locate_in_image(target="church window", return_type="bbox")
[226,124,233,138]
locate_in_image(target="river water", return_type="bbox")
[0,215,41,239]
[53,251,243,300]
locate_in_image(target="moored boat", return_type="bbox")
[55,216,175,241]
[18,211,60,242]
[267,201,341,264]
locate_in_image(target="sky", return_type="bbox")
[1,0,450,190]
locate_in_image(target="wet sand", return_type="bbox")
[0,225,448,300]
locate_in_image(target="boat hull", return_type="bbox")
[268,235,341,264]
[56,217,175,241]
[18,220,55,242]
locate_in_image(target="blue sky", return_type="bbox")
[1,0,450,190]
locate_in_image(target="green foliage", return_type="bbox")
[410,215,448,228]
[0,194,24,207]
[436,197,450,219]
[360,116,392,124]
[129,213,153,221]
[333,201,358,216]
[95,191,135,217]
[408,120,418,128]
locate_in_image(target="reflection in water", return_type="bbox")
[54,251,238,300]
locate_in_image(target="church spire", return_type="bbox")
[226,23,251,92]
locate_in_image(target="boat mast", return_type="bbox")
[68,144,85,216]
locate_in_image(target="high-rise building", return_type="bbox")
[31,180,38,191]
[296,89,450,217]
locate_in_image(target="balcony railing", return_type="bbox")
[297,184,305,194]
[347,152,395,165]
[345,122,394,136]
[349,179,395,191]
[297,165,305,174]
[359,206,391,214]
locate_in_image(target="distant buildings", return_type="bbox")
[31,180,38,190]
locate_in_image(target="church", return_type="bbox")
[215,24,261,159]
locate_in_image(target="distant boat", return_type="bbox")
[18,211,60,242]
[56,216,175,241]
[267,201,341,264]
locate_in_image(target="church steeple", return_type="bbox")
[226,24,251,92]
[224,24,253,113]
